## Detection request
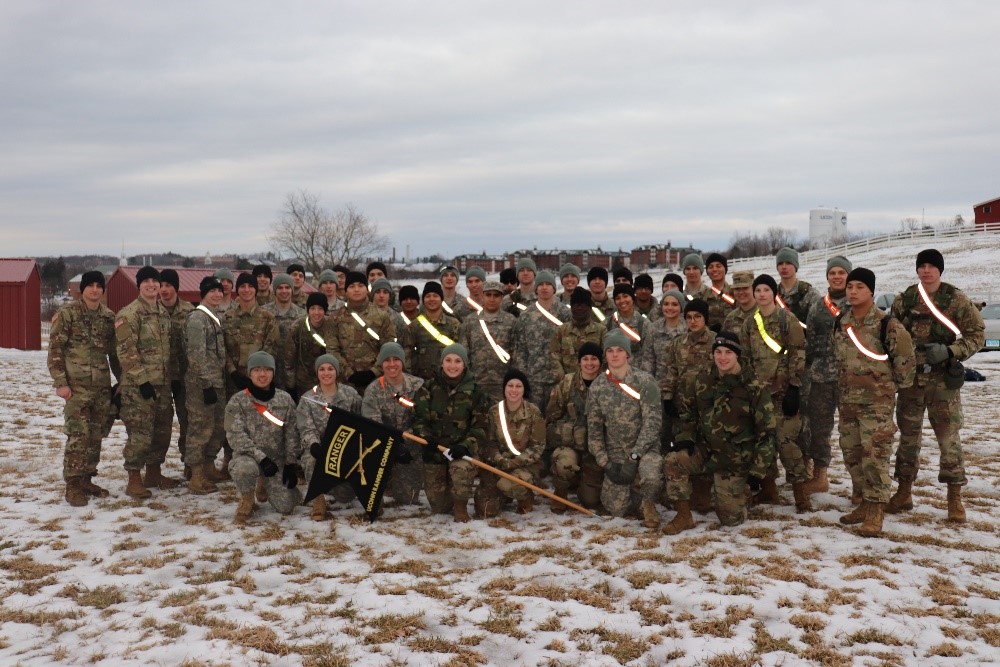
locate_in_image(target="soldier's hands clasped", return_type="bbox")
[923,343,952,365]
[139,382,157,400]
[259,457,279,477]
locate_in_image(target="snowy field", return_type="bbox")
[2,236,1000,667]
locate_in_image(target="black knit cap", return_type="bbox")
[422,281,444,299]
[306,292,329,311]
[916,248,944,274]
[135,266,160,287]
[752,274,778,298]
[712,331,741,357]
[344,271,368,288]
[634,273,654,290]
[398,285,420,302]
[846,267,876,294]
[80,270,105,291]
[159,268,179,292]
[366,261,388,277]
[235,273,257,292]
[252,264,272,279]
[577,341,603,361]
[705,252,728,272]
[499,268,517,285]
[570,286,593,306]
[612,266,633,284]
[199,276,223,298]
[684,298,709,319]
[587,266,609,284]
[502,367,532,400]
[613,283,635,300]
[662,273,683,290]
[286,263,305,275]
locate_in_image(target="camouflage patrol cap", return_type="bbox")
[603,329,632,356]
[482,280,504,294]
[731,270,754,289]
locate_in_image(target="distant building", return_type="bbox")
[809,208,848,247]
[629,244,700,271]
[973,196,1000,227]
[0,258,41,350]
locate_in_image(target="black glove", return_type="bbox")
[110,383,122,411]
[672,440,696,456]
[230,371,249,390]
[395,446,413,464]
[203,387,218,405]
[259,457,279,477]
[281,464,297,489]
[351,370,377,388]
[748,476,763,493]
[924,343,952,365]
[139,382,157,400]
[443,444,470,461]
[709,323,722,334]
[663,400,678,418]
[171,380,183,396]
[781,385,800,417]
[605,460,639,485]
[309,442,323,459]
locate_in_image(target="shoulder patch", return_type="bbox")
[115,318,125,329]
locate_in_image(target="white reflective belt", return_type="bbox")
[311,386,332,413]
[196,304,221,328]
[535,301,563,326]
[442,301,455,315]
[479,318,511,363]
[401,313,411,326]
[606,370,641,400]
[397,395,415,408]
[515,302,528,311]
[917,283,963,340]
[305,318,326,347]
[711,286,735,305]
[350,311,381,340]
[591,307,606,322]
[846,326,889,361]
[776,296,807,329]
[466,297,484,315]
[498,400,521,456]
[613,313,641,342]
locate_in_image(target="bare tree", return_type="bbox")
[269,190,390,276]
[900,217,921,231]
[727,226,800,259]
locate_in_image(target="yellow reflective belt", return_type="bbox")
[417,314,455,346]
[754,310,785,354]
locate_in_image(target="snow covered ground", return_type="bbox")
[2,236,999,666]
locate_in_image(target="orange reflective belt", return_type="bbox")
[605,370,641,400]
[245,389,285,426]
[310,386,332,413]
[378,377,415,408]
[711,285,735,305]
[613,313,641,342]
[776,295,808,329]
[823,294,841,318]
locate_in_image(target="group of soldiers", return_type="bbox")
[47,247,984,537]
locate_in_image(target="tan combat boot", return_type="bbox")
[802,466,829,495]
[550,485,569,514]
[946,484,966,523]
[204,458,229,483]
[255,477,269,503]
[792,482,813,512]
[641,499,660,530]
[753,476,781,505]
[886,480,913,514]
[858,502,885,537]
[663,500,695,535]
[65,477,89,507]
[217,452,233,481]
[310,496,327,521]
[125,469,152,499]
[234,492,255,525]
[516,493,534,515]
[802,457,814,480]
[143,464,181,490]
[452,499,471,523]
[81,475,110,498]
[840,500,868,525]
[188,463,218,495]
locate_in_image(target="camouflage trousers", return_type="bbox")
[795,375,812,457]
[839,401,896,503]
[231,453,301,514]
[529,380,555,417]
[601,452,663,518]
[300,453,358,505]
[183,381,226,467]
[388,440,425,505]
[149,384,188,464]
[767,400,808,484]
[550,447,603,508]
[62,385,114,480]
[120,384,174,471]
[804,381,839,468]
[663,449,750,526]
[895,375,965,485]
[423,461,483,513]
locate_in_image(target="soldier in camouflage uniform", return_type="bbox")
[704,253,736,331]
[607,284,651,361]
[253,264,273,307]
[587,267,615,322]
[586,330,663,528]
[264,273,306,389]
[48,270,121,506]
[286,263,309,308]
[397,285,421,328]
[512,271,571,416]
[156,269,194,469]
[226,352,301,525]
[634,273,659,320]
[502,258,538,316]
[722,271,756,339]
[371,278,408,341]
[663,332,777,534]
[738,274,811,511]
[184,277,229,495]
[889,249,985,523]
[547,341,604,511]
[361,343,425,506]
[404,281,462,381]
[681,253,713,303]
[439,265,475,321]
[317,269,346,314]
[833,268,915,537]
[801,256,852,496]
[662,272,683,294]
[285,293,337,401]
[411,344,491,521]
[213,268,236,315]
[296,354,363,519]
[551,287,605,382]
[460,280,516,402]
[462,266,487,317]
[557,263,581,305]
[116,266,176,499]
[640,290,686,381]
[224,272,280,391]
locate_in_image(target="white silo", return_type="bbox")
[809,208,848,246]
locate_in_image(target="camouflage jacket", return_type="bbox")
[675,366,776,479]
[664,326,714,401]
[891,282,985,365]
[295,384,363,454]
[739,307,805,397]
[264,301,306,389]
[586,366,662,466]
[291,288,308,308]
[546,372,592,452]
[483,400,546,471]
[185,306,226,391]
[328,301,396,381]
[115,298,172,388]
[636,295,659,321]
[326,297,346,315]
[255,290,274,307]
[683,282,712,303]
[361,373,424,433]
[512,301,571,384]
[48,300,119,389]
[705,282,736,330]
[443,293,477,322]
[640,318,686,380]
[225,388,298,465]
[284,316,338,394]
[606,310,651,362]
[403,311,462,381]
[162,299,194,381]
[460,309,517,390]
[377,306,409,343]
[223,304,280,377]
[550,319,605,382]
[502,288,536,317]
[412,370,491,464]
[834,306,915,404]
[777,279,820,328]
[590,293,615,322]
[722,306,756,337]
[805,290,847,383]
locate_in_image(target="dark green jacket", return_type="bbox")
[412,370,490,464]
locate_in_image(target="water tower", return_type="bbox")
[809,208,848,246]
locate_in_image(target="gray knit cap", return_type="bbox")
[440,342,469,366]
[272,273,293,289]
[775,247,800,270]
[376,342,406,366]
[318,269,338,285]
[247,351,275,372]
[370,278,392,293]
[826,255,852,274]
[466,266,486,282]
[314,353,340,375]
[559,263,581,279]
[534,270,557,289]
[603,329,632,356]
[682,253,704,272]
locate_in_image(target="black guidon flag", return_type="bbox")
[304,407,403,522]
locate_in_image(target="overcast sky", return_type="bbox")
[3,1,998,261]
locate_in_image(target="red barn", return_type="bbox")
[973,196,1000,227]
[0,258,42,350]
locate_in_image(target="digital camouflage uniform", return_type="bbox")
[803,291,847,468]
[586,367,663,516]
[705,283,736,331]
[739,307,809,484]
[263,301,305,389]
[891,283,984,485]
[477,400,546,515]
[460,309,517,402]
[361,374,425,504]
[184,306,227,467]
[833,306,915,502]
[547,372,602,508]
[296,384,363,505]
[443,293,476,322]
[511,300,571,416]
[225,388,301,515]
[284,316,337,399]
[501,288,536,317]
[550,318,605,382]
[48,300,120,481]
[607,310,651,362]
[158,298,194,462]
[329,301,397,392]
[637,295,659,321]
[223,304,280,395]
[115,298,174,471]
[663,327,714,444]
[403,312,462,381]
[666,366,777,525]
[778,279,820,458]
[639,318,686,378]
[411,370,491,513]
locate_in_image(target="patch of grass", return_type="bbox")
[0,554,68,580]
[630,597,671,626]
[927,574,966,606]
[624,569,671,589]
[206,623,288,655]
[536,616,562,632]
[842,628,903,646]
[495,544,575,567]
[789,613,826,632]
[752,621,795,654]
[364,612,426,644]
[703,650,758,667]
[478,599,524,639]
[926,642,963,657]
